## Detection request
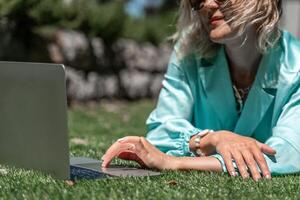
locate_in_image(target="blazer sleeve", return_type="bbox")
[263,84,300,175]
[212,84,300,175]
[146,50,201,156]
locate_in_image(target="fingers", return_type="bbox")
[118,151,147,168]
[116,137,151,156]
[102,136,150,168]
[222,147,271,181]
[216,134,274,181]
[117,136,143,144]
[233,146,271,181]
[257,142,276,155]
[101,139,137,167]
[219,150,236,177]
[231,150,249,179]
[241,149,261,181]
[105,137,171,170]
[252,147,271,179]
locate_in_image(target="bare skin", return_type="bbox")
[102,137,222,172]
[225,26,261,88]
[102,0,277,181]
[189,131,276,180]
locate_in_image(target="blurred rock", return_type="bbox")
[97,75,119,99]
[137,42,158,71]
[52,29,94,71]
[113,39,138,70]
[65,66,120,101]
[48,43,64,63]
[91,37,106,67]
[157,43,173,72]
[113,39,171,73]
[149,74,164,97]
[120,70,152,99]
[50,29,172,74]
[65,67,98,102]
[45,29,173,101]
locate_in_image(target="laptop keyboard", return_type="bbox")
[70,165,109,180]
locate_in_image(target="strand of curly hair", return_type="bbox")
[174,0,282,59]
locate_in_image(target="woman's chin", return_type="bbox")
[209,27,232,44]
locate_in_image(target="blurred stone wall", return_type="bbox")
[1,0,299,103]
[48,29,172,102]
[280,0,300,39]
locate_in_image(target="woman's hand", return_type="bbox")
[101,136,178,170]
[211,131,276,181]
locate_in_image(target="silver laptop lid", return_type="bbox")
[0,62,70,179]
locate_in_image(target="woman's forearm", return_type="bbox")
[166,156,222,172]
[101,136,223,173]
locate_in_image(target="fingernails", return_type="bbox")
[230,171,237,177]
[265,174,271,179]
[117,138,125,142]
[254,176,261,182]
[243,173,250,179]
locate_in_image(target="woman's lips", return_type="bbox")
[210,16,224,26]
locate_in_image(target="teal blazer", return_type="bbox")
[146,31,300,175]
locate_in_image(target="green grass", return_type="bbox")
[0,100,299,199]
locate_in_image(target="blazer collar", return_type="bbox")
[198,47,239,131]
[234,45,281,136]
[198,45,281,135]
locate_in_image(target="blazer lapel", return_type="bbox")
[198,47,238,131]
[234,46,281,136]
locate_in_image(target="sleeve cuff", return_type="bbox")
[211,154,227,172]
[211,154,240,173]
[181,128,202,156]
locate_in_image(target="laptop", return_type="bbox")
[0,61,160,180]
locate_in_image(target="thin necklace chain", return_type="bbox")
[232,85,251,115]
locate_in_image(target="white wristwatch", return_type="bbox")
[194,129,214,156]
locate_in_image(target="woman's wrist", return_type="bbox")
[189,129,214,153]
[206,131,219,147]
[163,155,181,170]
[189,130,219,156]
[170,156,223,172]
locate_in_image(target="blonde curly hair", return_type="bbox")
[174,0,283,59]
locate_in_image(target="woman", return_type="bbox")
[102,0,300,181]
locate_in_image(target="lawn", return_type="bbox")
[0,100,299,199]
